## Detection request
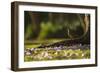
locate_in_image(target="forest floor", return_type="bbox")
[24,39,90,62]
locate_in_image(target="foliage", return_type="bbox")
[24,12,90,41]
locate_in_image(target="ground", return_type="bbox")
[24,40,90,62]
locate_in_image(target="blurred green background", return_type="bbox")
[24,11,90,42]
